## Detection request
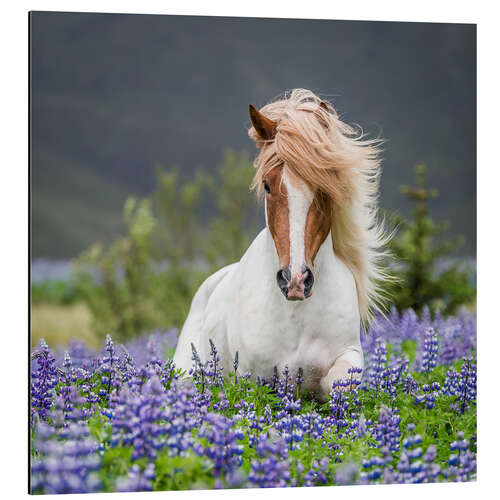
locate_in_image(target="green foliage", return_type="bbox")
[153,168,206,264]
[153,150,258,268]
[154,452,214,491]
[387,164,476,315]
[72,198,188,341]
[203,150,259,267]
[31,280,78,305]
[73,150,259,341]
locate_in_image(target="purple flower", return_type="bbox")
[195,413,244,477]
[31,339,58,422]
[111,376,173,459]
[303,457,330,486]
[442,358,477,413]
[335,462,359,485]
[417,327,439,372]
[372,405,401,453]
[206,338,224,388]
[444,432,476,481]
[30,421,101,494]
[247,432,291,488]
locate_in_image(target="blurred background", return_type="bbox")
[30,12,476,349]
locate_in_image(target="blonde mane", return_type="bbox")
[248,88,390,324]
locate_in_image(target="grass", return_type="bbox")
[31,302,101,350]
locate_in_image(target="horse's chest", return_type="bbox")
[233,309,344,384]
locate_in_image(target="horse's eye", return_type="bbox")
[263,181,271,194]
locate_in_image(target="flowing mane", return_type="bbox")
[248,88,390,324]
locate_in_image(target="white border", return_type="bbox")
[1,1,498,499]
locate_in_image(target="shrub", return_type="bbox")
[73,151,258,341]
[386,164,475,316]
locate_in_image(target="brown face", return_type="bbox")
[264,166,332,301]
[249,102,332,300]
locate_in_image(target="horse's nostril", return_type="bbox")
[276,267,291,297]
[303,267,314,294]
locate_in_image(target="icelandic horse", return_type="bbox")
[173,89,388,400]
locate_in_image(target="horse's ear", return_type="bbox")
[320,100,337,117]
[317,101,337,130]
[249,104,277,140]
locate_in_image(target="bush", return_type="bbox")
[73,151,259,341]
[31,280,78,305]
[386,164,475,316]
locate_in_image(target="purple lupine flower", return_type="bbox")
[457,358,477,413]
[357,414,367,438]
[335,462,359,485]
[328,372,361,435]
[329,382,350,432]
[303,457,330,486]
[417,327,439,372]
[386,355,409,397]
[443,368,460,397]
[296,412,326,441]
[275,365,295,401]
[195,413,244,477]
[274,413,305,449]
[98,334,122,400]
[189,342,207,391]
[364,338,388,391]
[414,381,440,410]
[372,405,401,453]
[247,432,291,488]
[116,463,155,492]
[119,329,177,368]
[120,344,137,383]
[30,421,101,494]
[438,320,463,365]
[445,432,476,481]
[360,454,387,482]
[296,367,304,393]
[62,350,76,382]
[263,404,273,425]
[162,379,202,454]
[442,358,477,413]
[420,445,442,483]
[57,350,80,424]
[31,339,58,422]
[207,338,224,388]
[66,386,90,423]
[402,373,419,395]
[65,339,96,369]
[111,376,170,459]
[28,306,476,492]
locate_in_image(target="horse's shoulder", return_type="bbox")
[195,263,238,304]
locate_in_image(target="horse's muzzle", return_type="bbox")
[276,266,314,301]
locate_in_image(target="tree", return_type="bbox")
[387,164,475,315]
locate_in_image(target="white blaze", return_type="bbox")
[283,169,314,275]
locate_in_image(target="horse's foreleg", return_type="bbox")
[318,349,364,401]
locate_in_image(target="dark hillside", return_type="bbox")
[31,12,476,257]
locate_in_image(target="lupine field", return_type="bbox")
[30,306,476,494]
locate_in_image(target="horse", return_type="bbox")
[173,88,389,400]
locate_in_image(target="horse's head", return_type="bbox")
[249,103,332,301]
[248,88,386,321]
